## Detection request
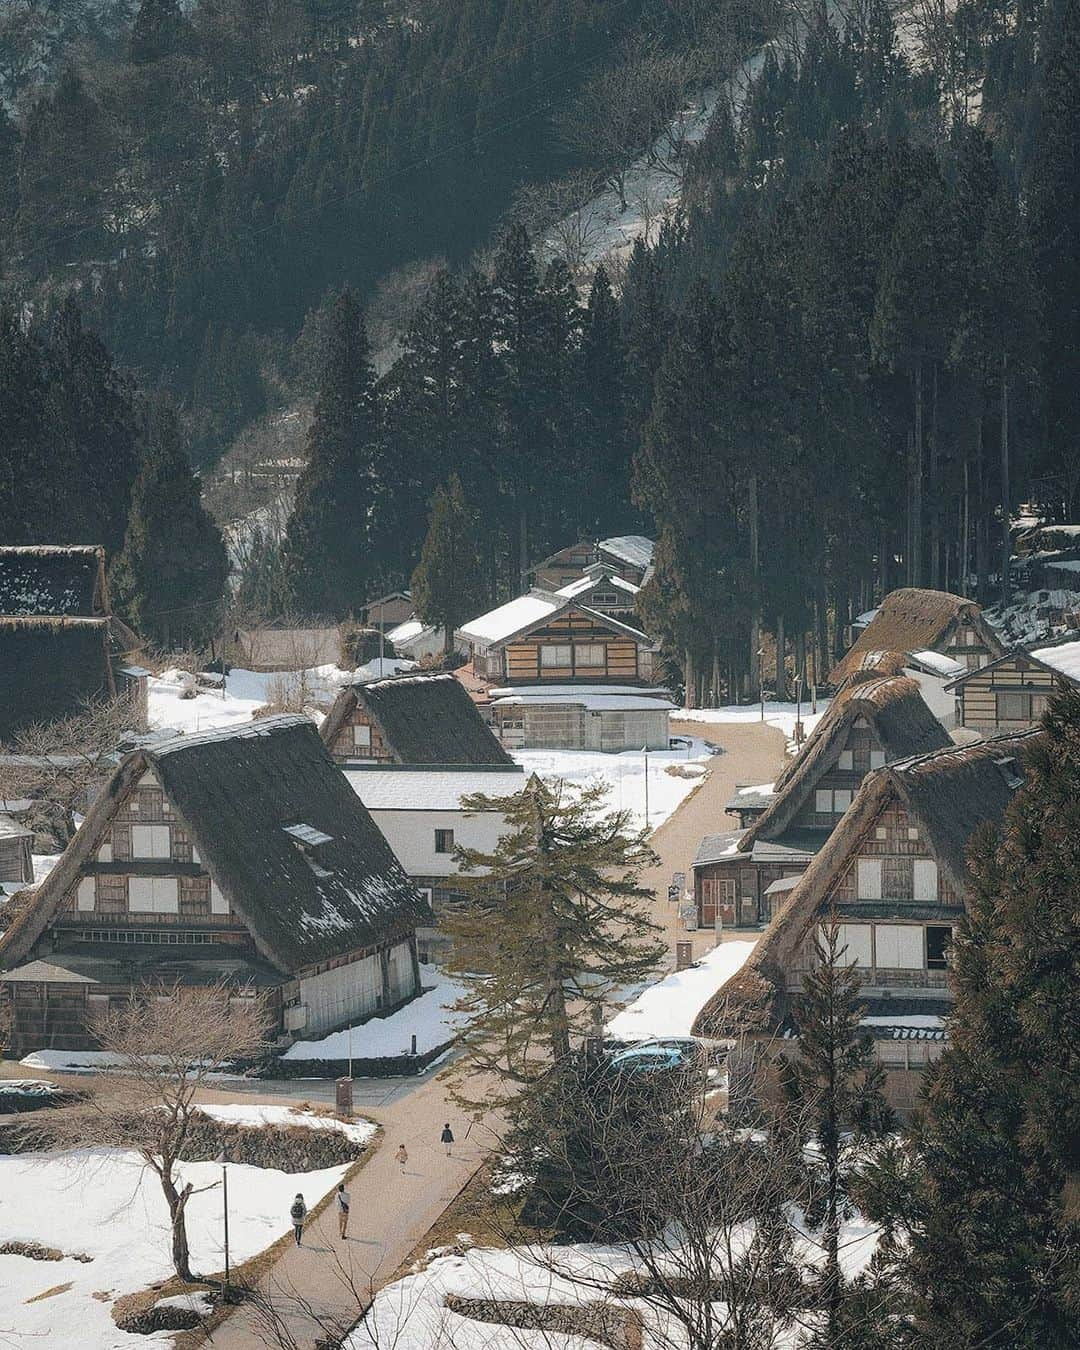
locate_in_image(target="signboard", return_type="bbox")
[675,941,693,971]
[672,871,686,892]
[335,1076,354,1119]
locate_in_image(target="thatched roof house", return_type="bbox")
[321,671,513,766]
[0,716,432,1054]
[830,588,1003,685]
[692,729,1041,1044]
[0,546,146,744]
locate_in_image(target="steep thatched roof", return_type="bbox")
[745,676,949,848]
[0,546,106,618]
[831,588,1003,683]
[0,618,115,744]
[321,671,513,765]
[0,716,431,973]
[692,729,1042,1040]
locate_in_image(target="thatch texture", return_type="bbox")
[322,671,513,765]
[1,716,431,973]
[831,588,1003,683]
[0,546,105,617]
[748,676,949,846]
[692,729,1042,1040]
[0,618,115,743]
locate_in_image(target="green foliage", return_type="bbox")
[110,396,228,647]
[410,475,486,657]
[444,776,663,1112]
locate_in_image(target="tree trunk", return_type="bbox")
[748,475,761,700]
[929,362,941,588]
[711,645,720,708]
[960,452,970,596]
[684,647,696,710]
[774,614,787,701]
[1000,356,1010,611]
[974,409,988,601]
[518,503,529,596]
[912,359,924,586]
[160,1169,195,1282]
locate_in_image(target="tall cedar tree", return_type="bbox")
[110,398,228,647]
[282,289,377,616]
[410,474,486,657]
[907,686,1080,1347]
[782,919,894,1343]
[444,777,664,1112]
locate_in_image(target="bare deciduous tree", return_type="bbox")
[0,692,141,849]
[511,169,608,275]
[37,982,267,1282]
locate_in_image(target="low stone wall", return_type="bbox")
[258,1038,452,1081]
[446,1295,643,1350]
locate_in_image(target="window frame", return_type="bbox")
[434,828,455,854]
[539,643,573,669]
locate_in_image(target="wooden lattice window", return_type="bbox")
[171,826,193,863]
[111,826,132,861]
[138,787,164,818]
[883,856,913,900]
[179,876,211,917]
[95,875,128,914]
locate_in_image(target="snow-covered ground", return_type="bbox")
[513,737,713,833]
[194,1103,378,1145]
[349,1213,881,1350]
[0,1146,350,1349]
[605,940,757,1042]
[283,966,468,1062]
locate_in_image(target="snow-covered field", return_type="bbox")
[283,965,468,1062]
[0,1146,350,1349]
[513,737,713,833]
[605,940,757,1042]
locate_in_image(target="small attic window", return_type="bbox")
[993,756,1024,790]
[283,823,333,847]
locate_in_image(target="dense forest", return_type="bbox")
[1,0,1079,697]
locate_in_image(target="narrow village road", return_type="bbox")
[642,716,788,964]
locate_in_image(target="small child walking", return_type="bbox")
[440,1123,455,1156]
[336,1181,350,1239]
[290,1193,307,1246]
[395,1142,409,1171]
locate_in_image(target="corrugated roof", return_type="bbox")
[599,536,654,570]
[345,767,526,811]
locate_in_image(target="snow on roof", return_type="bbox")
[605,939,757,1041]
[555,573,640,600]
[1030,637,1080,681]
[599,535,653,569]
[387,619,424,643]
[345,768,526,811]
[492,693,676,711]
[905,649,966,679]
[764,874,802,895]
[457,591,561,645]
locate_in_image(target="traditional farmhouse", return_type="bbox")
[830,588,1004,686]
[693,730,1040,1112]
[0,546,148,743]
[697,676,950,928]
[0,815,33,887]
[946,636,1080,734]
[231,624,342,671]
[359,590,415,634]
[345,764,526,961]
[531,535,654,591]
[321,671,514,766]
[0,716,431,1057]
[386,618,445,662]
[456,585,671,751]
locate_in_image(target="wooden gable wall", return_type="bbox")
[956,655,1060,733]
[504,608,642,683]
[789,716,887,832]
[328,704,393,763]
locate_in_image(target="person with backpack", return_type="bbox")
[336,1181,350,1239]
[395,1142,408,1171]
[290,1193,307,1246]
[440,1123,455,1156]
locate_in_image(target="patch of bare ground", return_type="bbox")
[24,1281,74,1303]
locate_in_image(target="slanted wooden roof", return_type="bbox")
[744,676,949,849]
[0,545,106,618]
[0,716,431,974]
[692,729,1042,1040]
[321,672,513,766]
[0,617,115,744]
[831,588,1003,683]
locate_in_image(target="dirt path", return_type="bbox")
[643,717,787,965]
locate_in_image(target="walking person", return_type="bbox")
[440,1122,455,1156]
[395,1142,408,1172]
[336,1181,350,1239]
[290,1193,307,1246]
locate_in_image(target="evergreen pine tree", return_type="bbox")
[0,302,49,543]
[782,919,894,1343]
[444,777,664,1112]
[410,474,486,658]
[282,288,378,616]
[577,266,629,535]
[110,397,228,647]
[129,0,189,65]
[907,686,1080,1347]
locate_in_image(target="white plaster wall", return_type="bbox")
[367,808,509,877]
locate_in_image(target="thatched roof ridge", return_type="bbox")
[321,671,513,765]
[831,588,1003,683]
[0,545,106,618]
[744,676,949,849]
[692,729,1042,1040]
[1,716,431,974]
